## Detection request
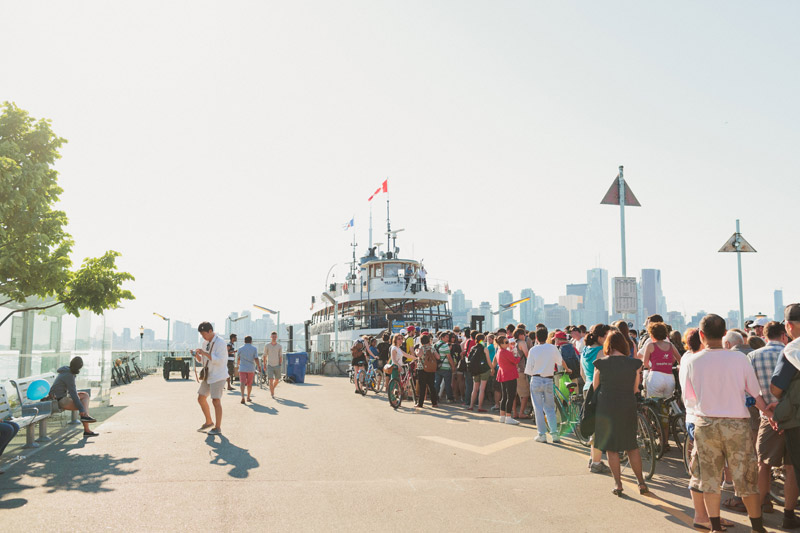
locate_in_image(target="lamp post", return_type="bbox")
[227,314,248,337]
[153,312,170,355]
[718,219,757,329]
[139,325,144,357]
[254,305,280,341]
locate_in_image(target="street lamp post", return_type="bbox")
[153,312,170,355]
[139,325,144,357]
[254,305,280,341]
[227,315,248,337]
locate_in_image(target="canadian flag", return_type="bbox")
[368,179,388,202]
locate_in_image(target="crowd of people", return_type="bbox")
[349,306,800,533]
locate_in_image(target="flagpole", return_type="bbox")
[619,165,626,278]
[386,184,391,255]
[369,203,373,250]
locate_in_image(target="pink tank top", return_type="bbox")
[649,343,674,374]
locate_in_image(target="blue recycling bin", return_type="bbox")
[286,352,308,383]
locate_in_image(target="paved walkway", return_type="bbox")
[0,374,772,531]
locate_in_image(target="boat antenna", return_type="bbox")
[350,231,357,280]
[386,189,391,255]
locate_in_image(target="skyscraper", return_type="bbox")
[452,290,466,314]
[584,268,608,326]
[543,304,570,330]
[519,288,535,326]
[775,290,784,321]
[498,290,513,327]
[641,269,664,318]
[479,301,494,331]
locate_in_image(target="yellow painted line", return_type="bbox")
[419,436,532,455]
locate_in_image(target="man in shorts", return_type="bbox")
[750,321,799,524]
[682,314,773,533]
[236,336,260,405]
[351,338,367,394]
[263,331,283,398]
[226,334,237,390]
[194,322,229,435]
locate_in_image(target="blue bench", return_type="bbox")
[0,384,52,448]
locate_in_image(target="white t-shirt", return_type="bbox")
[573,338,585,353]
[524,344,563,377]
[200,334,229,384]
[390,345,406,366]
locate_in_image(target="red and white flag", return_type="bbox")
[368,179,388,202]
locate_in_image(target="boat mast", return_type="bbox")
[386,194,391,255]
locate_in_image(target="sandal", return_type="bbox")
[612,487,624,497]
[693,521,729,531]
[639,483,650,495]
[722,496,747,514]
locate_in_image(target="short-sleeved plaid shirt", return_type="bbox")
[748,341,784,408]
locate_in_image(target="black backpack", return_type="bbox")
[467,343,486,375]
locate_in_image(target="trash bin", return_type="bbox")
[286,352,308,383]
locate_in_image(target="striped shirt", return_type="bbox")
[748,340,784,409]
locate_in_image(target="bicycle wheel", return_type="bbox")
[408,375,417,406]
[123,365,132,384]
[683,434,693,477]
[560,398,580,437]
[133,362,143,380]
[642,404,665,459]
[388,379,402,409]
[111,366,120,386]
[356,370,367,395]
[374,371,384,393]
[771,467,786,507]
[573,397,592,447]
[671,413,687,454]
[636,411,657,480]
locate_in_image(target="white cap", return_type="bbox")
[753,317,769,327]
[400,328,408,335]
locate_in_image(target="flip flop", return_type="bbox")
[693,522,727,531]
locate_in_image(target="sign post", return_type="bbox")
[718,219,756,329]
[601,166,641,321]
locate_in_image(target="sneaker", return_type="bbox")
[551,435,561,443]
[80,415,97,423]
[490,406,500,411]
[590,462,611,474]
[505,418,520,425]
[83,431,99,437]
[535,435,547,443]
[197,423,213,432]
[208,428,222,436]
[783,514,800,529]
[499,416,506,423]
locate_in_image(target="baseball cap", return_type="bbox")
[786,304,800,323]
[407,325,416,332]
[554,331,568,341]
[753,317,769,327]
[400,328,408,335]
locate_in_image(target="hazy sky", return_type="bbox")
[3,1,798,335]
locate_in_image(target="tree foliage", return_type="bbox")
[0,102,134,327]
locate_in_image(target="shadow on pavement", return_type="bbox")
[204,434,259,479]
[0,433,139,508]
[274,397,308,409]
[246,403,278,415]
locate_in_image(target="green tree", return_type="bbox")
[0,102,134,328]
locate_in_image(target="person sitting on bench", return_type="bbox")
[0,420,20,474]
[50,357,97,437]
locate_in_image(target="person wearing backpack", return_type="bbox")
[468,333,494,412]
[450,333,464,403]
[434,332,455,403]
[415,334,440,408]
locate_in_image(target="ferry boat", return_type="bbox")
[309,209,453,357]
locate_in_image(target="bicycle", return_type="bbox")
[640,389,687,460]
[347,364,355,384]
[130,355,143,380]
[621,410,658,481]
[356,358,384,395]
[552,372,588,443]
[387,361,417,409]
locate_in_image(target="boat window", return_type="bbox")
[374,266,382,278]
[383,263,400,278]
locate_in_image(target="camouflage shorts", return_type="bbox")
[688,417,758,496]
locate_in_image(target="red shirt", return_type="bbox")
[496,348,520,382]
